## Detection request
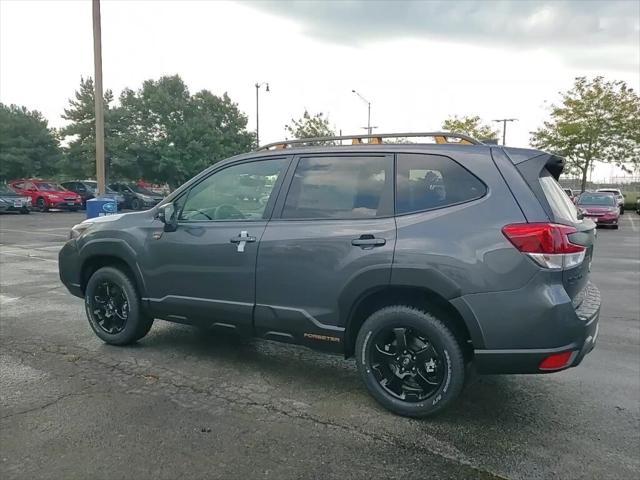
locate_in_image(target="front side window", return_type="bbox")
[396,153,486,214]
[179,158,285,221]
[282,155,393,219]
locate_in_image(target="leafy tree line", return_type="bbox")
[1,75,255,187]
[1,75,638,193]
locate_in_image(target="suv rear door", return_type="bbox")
[254,153,396,351]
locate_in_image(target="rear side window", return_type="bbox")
[539,173,579,223]
[396,153,486,214]
[282,155,393,219]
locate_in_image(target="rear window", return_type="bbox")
[282,155,393,219]
[539,173,579,223]
[396,153,486,214]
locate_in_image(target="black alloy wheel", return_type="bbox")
[90,280,130,334]
[84,267,154,345]
[37,197,47,212]
[355,306,465,417]
[369,326,445,402]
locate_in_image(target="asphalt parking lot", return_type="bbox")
[1,211,638,480]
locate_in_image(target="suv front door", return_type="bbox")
[254,154,396,351]
[142,157,289,334]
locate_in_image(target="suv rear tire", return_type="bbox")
[355,305,465,417]
[85,266,154,345]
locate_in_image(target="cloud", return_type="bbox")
[246,0,640,72]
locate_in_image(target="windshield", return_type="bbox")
[578,194,616,206]
[131,185,155,195]
[0,185,17,195]
[83,181,116,194]
[36,182,64,191]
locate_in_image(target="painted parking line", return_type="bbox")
[0,251,59,263]
[0,228,68,238]
[627,214,638,232]
[0,294,20,305]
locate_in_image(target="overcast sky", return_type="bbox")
[1,0,638,179]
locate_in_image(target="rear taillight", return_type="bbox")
[502,223,586,270]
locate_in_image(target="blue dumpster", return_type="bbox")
[86,197,118,219]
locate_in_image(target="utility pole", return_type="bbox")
[255,82,269,147]
[92,0,105,195]
[492,118,518,146]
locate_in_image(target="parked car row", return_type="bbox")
[0,184,32,214]
[0,178,166,213]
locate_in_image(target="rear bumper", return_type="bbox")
[585,215,618,225]
[469,282,600,374]
[50,201,81,210]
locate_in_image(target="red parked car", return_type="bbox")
[9,179,82,212]
[576,192,620,229]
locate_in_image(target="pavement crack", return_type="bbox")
[0,390,99,420]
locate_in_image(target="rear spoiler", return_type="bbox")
[502,148,565,180]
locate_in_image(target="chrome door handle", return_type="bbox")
[351,236,386,248]
[230,231,256,252]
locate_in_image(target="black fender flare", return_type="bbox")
[78,238,148,298]
[340,265,485,351]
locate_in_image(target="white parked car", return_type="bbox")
[596,188,625,214]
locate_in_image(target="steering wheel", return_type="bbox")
[214,204,246,220]
[194,209,213,220]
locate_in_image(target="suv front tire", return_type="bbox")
[85,266,154,345]
[355,306,465,417]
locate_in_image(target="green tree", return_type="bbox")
[285,110,335,142]
[59,77,115,179]
[441,115,498,142]
[0,103,61,181]
[115,75,254,188]
[531,76,640,191]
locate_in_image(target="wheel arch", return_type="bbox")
[343,285,479,360]
[79,240,147,298]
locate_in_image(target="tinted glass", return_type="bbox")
[539,174,580,222]
[578,193,616,206]
[179,158,285,221]
[131,185,155,195]
[396,153,486,214]
[282,156,392,219]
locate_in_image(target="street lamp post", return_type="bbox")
[352,89,373,135]
[255,82,269,147]
[492,118,518,146]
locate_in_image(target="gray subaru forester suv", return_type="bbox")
[59,132,600,417]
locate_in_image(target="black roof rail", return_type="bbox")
[257,131,483,151]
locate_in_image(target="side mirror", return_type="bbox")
[157,203,178,232]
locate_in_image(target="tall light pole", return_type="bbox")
[352,89,374,135]
[92,0,105,195]
[492,118,518,146]
[255,82,269,147]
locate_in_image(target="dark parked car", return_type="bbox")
[59,132,600,418]
[576,192,620,228]
[0,184,31,213]
[108,182,164,210]
[61,180,125,210]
